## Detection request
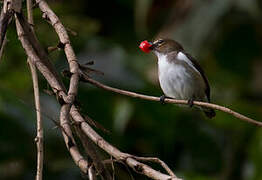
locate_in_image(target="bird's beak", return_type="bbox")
[150,40,162,50]
[149,41,156,50]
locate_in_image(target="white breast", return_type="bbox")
[157,52,204,100]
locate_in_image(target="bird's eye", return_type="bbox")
[158,39,164,44]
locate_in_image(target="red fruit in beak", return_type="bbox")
[139,40,152,53]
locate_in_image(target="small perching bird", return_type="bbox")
[139,39,216,118]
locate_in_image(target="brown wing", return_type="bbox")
[184,52,211,102]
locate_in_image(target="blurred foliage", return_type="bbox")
[0,0,262,179]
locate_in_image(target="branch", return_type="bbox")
[15,12,90,174]
[13,1,182,179]
[0,2,11,46]
[74,122,113,180]
[26,0,43,179]
[0,0,13,58]
[81,76,262,127]
[36,0,80,104]
[29,61,44,180]
[132,156,176,178]
[70,106,181,180]
[88,166,97,180]
[0,35,7,61]
[60,104,89,173]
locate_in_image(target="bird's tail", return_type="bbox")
[203,108,216,118]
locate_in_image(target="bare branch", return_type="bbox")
[132,156,176,178]
[74,122,112,180]
[36,0,80,104]
[70,106,181,180]
[29,60,44,180]
[0,0,13,51]
[0,35,7,61]
[88,165,97,180]
[13,1,182,179]
[81,76,262,127]
[26,0,43,179]
[15,13,67,96]
[15,12,90,174]
[60,104,89,173]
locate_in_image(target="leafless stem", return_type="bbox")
[88,165,97,180]
[60,104,89,173]
[74,122,112,180]
[82,76,262,127]
[0,0,13,61]
[0,35,7,61]
[132,156,176,178]
[0,1,12,49]
[26,1,44,180]
[29,61,44,180]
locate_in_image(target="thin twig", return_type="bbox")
[132,156,176,178]
[111,156,115,180]
[88,165,97,180]
[0,35,7,61]
[82,76,262,127]
[0,1,13,49]
[0,0,13,61]
[26,0,43,179]
[103,158,135,180]
[29,61,44,180]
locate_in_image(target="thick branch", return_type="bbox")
[60,104,89,173]
[15,13,67,96]
[82,76,262,127]
[70,106,181,180]
[15,13,90,174]
[36,0,80,104]
[74,124,112,180]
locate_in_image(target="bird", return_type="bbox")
[139,38,216,118]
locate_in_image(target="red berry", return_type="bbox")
[139,40,152,53]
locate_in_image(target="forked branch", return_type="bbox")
[11,0,180,179]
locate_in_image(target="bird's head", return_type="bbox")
[139,39,184,55]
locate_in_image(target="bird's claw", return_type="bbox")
[187,98,194,108]
[160,95,166,104]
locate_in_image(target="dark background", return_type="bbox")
[0,0,262,179]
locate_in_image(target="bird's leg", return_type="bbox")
[160,95,167,104]
[187,97,194,108]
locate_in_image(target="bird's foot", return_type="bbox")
[187,98,194,108]
[160,95,167,104]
